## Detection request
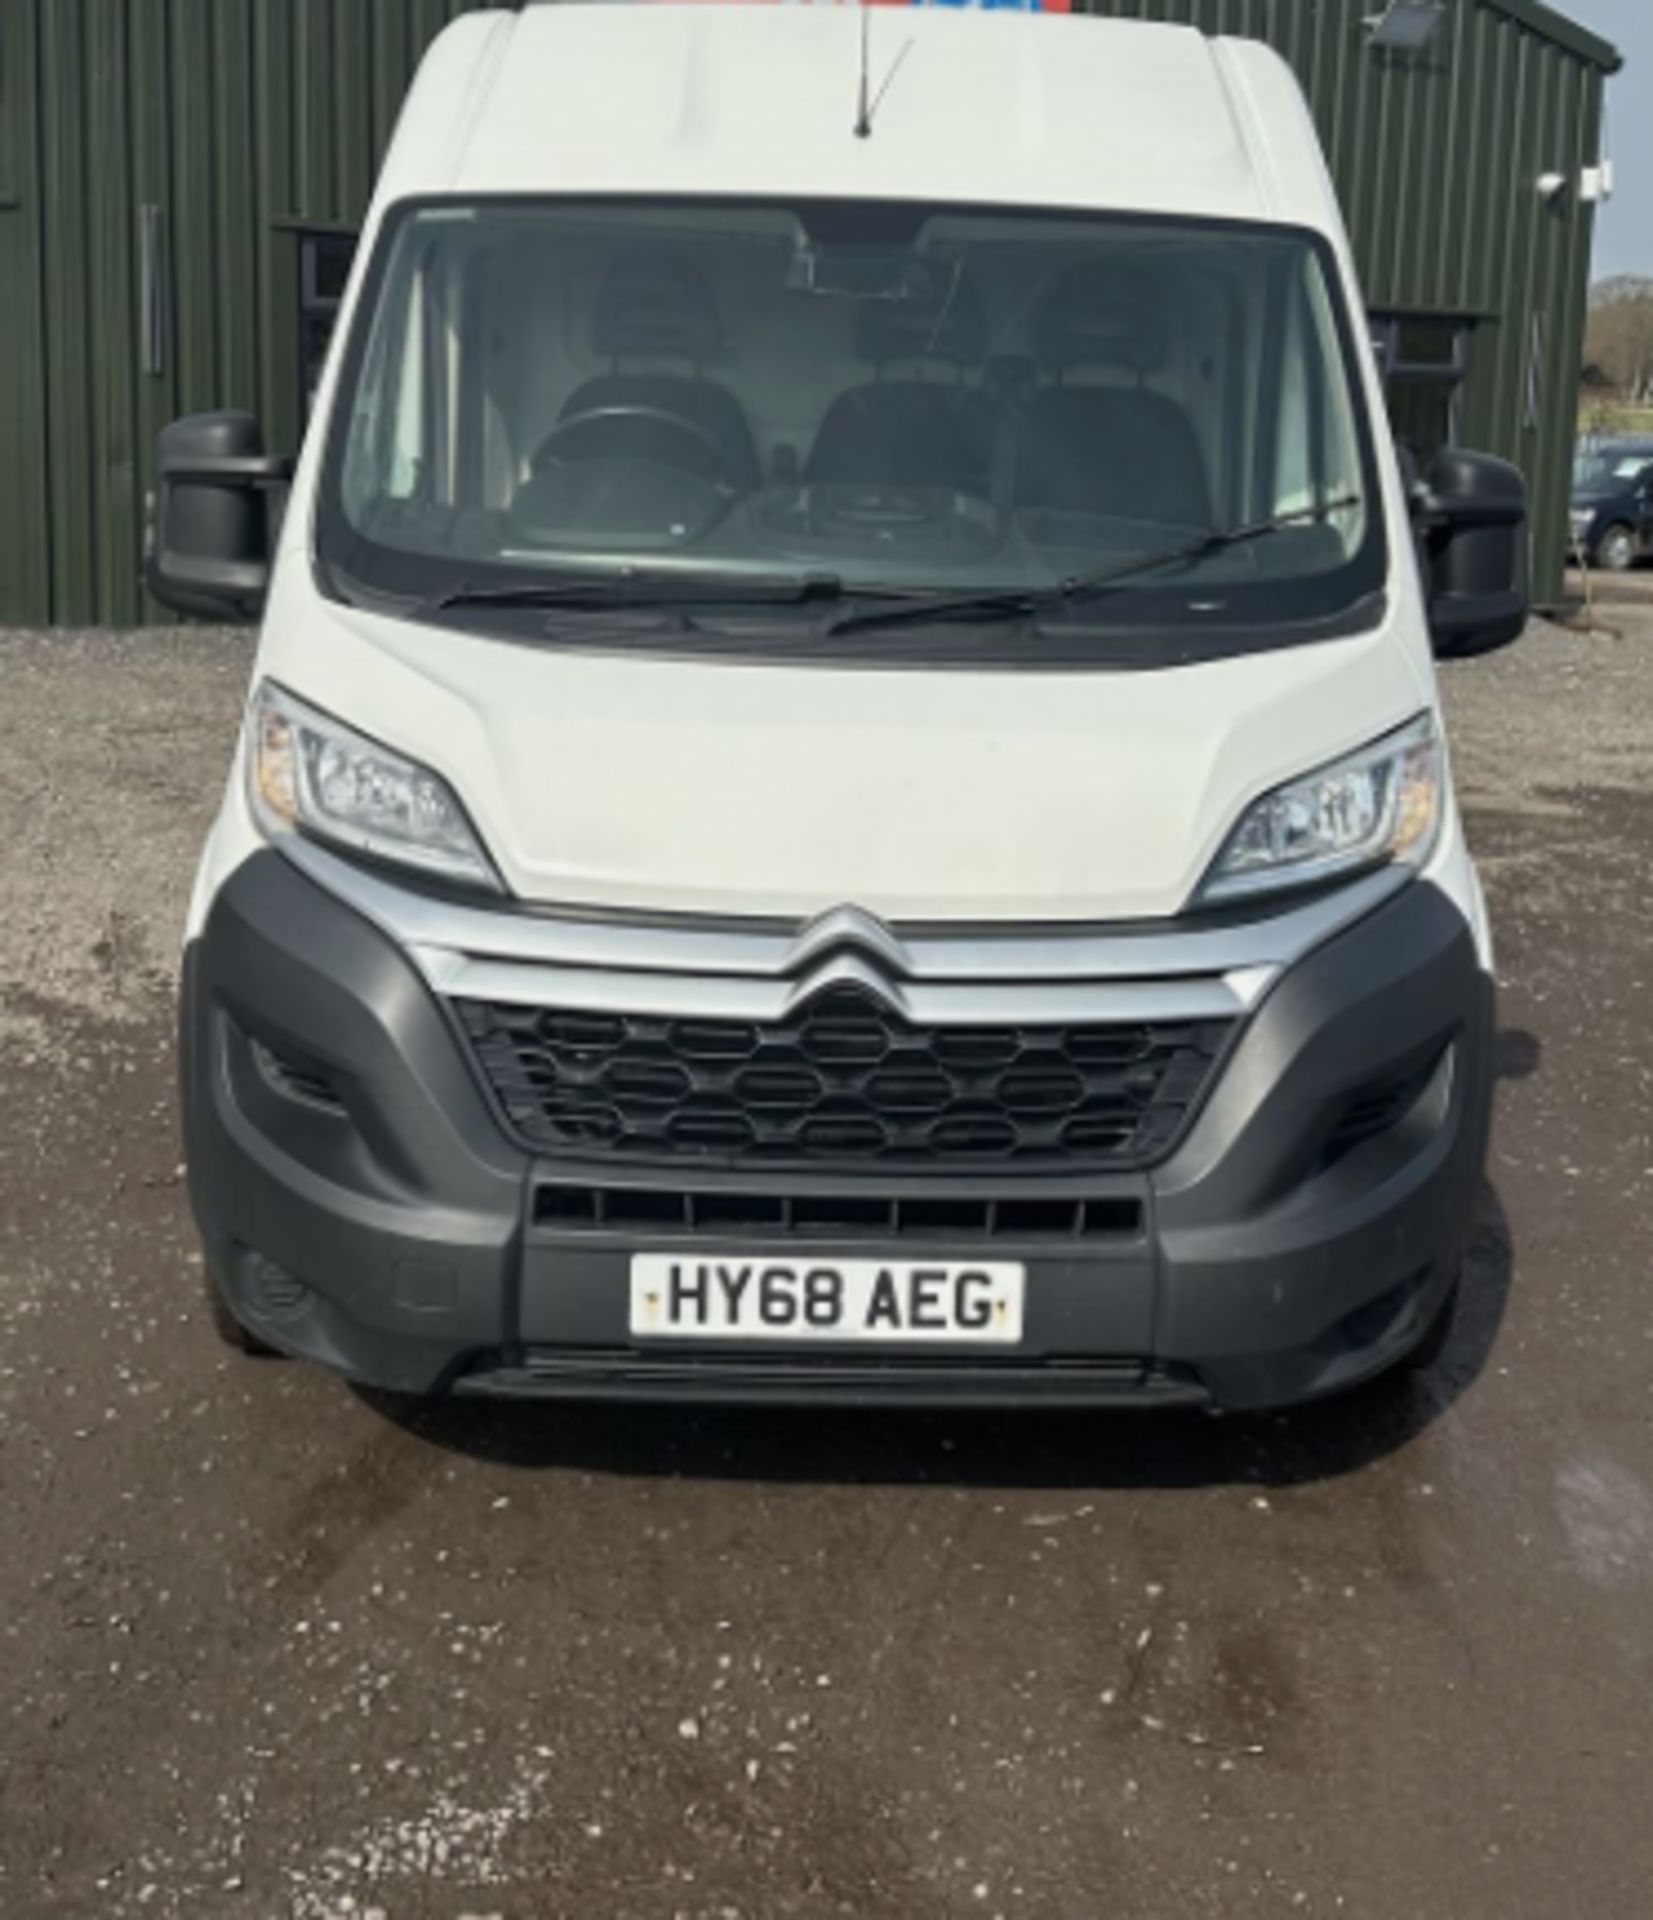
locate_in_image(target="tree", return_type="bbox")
[1586,277,1653,403]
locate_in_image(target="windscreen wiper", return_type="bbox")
[824,496,1363,639]
[430,569,870,615]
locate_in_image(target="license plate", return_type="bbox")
[630,1255,1025,1345]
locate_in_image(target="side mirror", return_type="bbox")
[147,412,294,624]
[1412,449,1528,657]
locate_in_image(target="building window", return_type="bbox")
[1370,311,1474,475]
[299,230,358,417]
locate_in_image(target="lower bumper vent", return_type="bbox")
[534,1181,1143,1241]
[251,1038,346,1114]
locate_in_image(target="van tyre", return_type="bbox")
[1594,523,1637,572]
[203,1267,282,1358]
[1396,1274,1460,1375]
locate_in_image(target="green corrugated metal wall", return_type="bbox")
[0,0,1616,624]
[1079,0,1614,607]
[0,0,478,627]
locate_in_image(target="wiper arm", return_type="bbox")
[430,569,858,615]
[825,496,1363,638]
[1052,494,1364,603]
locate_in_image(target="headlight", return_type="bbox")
[248,680,502,891]
[1200,715,1443,904]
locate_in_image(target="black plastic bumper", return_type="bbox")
[181,850,1494,1412]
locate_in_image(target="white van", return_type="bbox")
[151,2,1527,1411]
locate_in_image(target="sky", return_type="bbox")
[1557,0,1651,279]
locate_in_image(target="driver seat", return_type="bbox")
[536,255,760,488]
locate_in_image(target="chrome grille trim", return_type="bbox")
[418,947,1256,1024]
[280,834,1405,1022]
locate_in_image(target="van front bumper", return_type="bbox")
[181,851,1494,1413]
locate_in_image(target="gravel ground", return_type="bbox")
[2,598,1652,1919]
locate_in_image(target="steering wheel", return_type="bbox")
[533,405,740,492]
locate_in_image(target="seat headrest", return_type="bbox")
[856,273,986,369]
[592,255,722,362]
[1034,269,1166,375]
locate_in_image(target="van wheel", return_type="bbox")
[1396,1276,1459,1375]
[1594,524,1637,572]
[203,1268,282,1358]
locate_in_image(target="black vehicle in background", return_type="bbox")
[1570,437,1653,571]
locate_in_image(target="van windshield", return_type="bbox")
[320,200,1386,640]
[1573,449,1653,493]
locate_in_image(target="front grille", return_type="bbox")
[456,986,1232,1169]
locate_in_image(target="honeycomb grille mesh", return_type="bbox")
[455,987,1231,1170]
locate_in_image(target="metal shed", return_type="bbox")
[0,0,1621,625]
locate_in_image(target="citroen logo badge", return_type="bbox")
[783,906,911,1013]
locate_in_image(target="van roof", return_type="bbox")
[372,4,1343,235]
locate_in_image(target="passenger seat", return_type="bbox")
[1014,269,1211,530]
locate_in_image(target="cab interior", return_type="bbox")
[340,204,1365,585]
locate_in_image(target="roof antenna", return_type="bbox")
[854,4,912,142]
[855,3,873,140]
